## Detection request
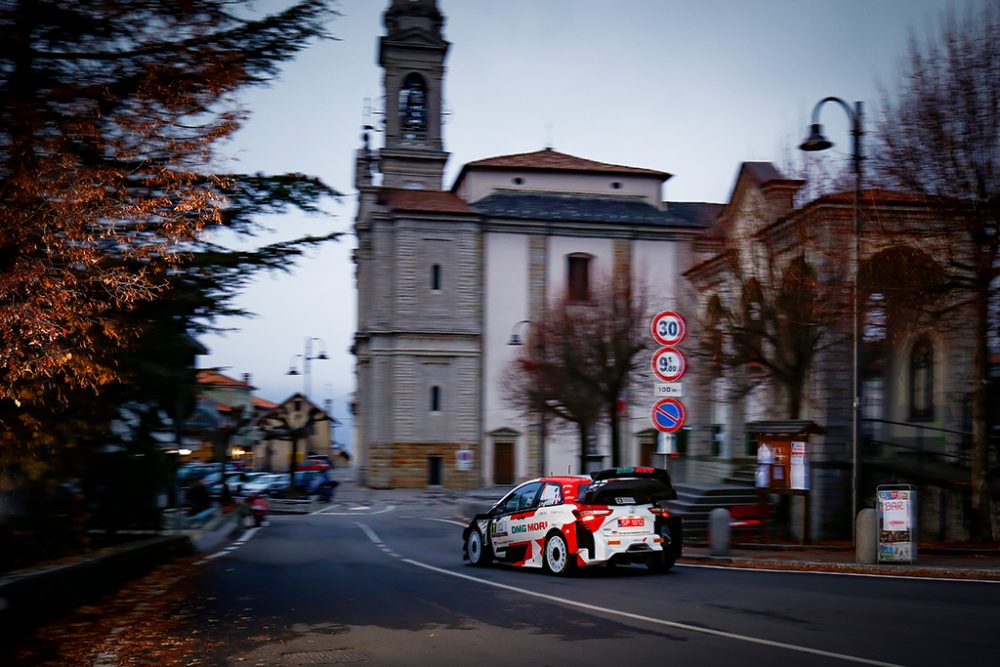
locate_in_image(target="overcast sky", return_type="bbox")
[200,0,968,449]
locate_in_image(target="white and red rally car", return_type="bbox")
[463,467,683,575]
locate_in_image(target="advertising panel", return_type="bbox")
[877,484,917,563]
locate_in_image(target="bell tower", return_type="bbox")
[378,0,450,189]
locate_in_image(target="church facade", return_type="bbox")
[351,0,715,490]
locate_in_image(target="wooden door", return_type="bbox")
[493,441,514,485]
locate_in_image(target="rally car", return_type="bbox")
[462,467,683,575]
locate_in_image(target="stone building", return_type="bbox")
[685,163,982,539]
[351,0,715,489]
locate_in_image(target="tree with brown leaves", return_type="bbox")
[0,0,338,400]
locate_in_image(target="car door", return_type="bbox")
[515,482,565,566]
[489,481,541,557]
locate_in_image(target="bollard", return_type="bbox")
[709,507,731,557]
[856,508,877,564]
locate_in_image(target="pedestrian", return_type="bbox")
[186,480,211,517]
[248,493,268,527]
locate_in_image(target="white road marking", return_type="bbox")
[314,504,395,517]
[358,523,905,667]
[355,521,401,559]
[198,527,261,563]
[424,518,467,528]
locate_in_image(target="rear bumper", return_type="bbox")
[575,516,683,566]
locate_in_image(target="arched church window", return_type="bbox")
[399,73,427,140]
[567,253,592,302]
[909,335,933,421]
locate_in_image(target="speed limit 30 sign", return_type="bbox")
[651,311,687,346]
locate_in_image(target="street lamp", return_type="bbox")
[508,319,545,476]
[286,336,330,402]
[799,96,863,543]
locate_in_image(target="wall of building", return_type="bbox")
[457,170,663,208]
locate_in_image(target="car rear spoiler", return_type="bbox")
[590,467,672,482]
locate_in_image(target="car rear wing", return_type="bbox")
[590,467,672,483]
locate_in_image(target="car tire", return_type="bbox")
[646,552,675,573]
[466,527,492,566]
[543,532,575,576]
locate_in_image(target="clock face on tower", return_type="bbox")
[399,72,428,140]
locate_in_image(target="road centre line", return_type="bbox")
[359,523,904,667]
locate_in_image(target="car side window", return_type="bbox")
[501,482,541,513]
[538,483,562,507]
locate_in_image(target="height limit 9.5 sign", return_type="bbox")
[651,346,687,382]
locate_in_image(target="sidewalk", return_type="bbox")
[329,473,1000,581]
[679,543,1000,581]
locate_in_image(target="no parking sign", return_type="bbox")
[650,398,686,433]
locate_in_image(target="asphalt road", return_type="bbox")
[128,498,995,667]
[12,498,997,667]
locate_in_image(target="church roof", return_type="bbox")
[379,188,476,214]
[666,201,725,227]
[472,192,710,227]
[456,149,670,182]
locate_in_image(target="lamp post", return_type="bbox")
[508,319,546,477]
[799,96,863,543]
[286,336,330,403]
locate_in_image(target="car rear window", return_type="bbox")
[579,478,676,506]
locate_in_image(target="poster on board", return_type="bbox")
[877,485,917,563]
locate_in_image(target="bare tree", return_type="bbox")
[873,0,1000,537]
[501,274,651,472]
[690,186,851,421]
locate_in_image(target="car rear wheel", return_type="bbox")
[646,552,675,573]
[466,528,492,566]
[544,532,575,576]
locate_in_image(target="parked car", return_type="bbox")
[242,473,289,498]
[273,469,338,501]
[462,467,682,576]
[177,463,216,486]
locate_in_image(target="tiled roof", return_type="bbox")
[252,396,278,410]
[461,149,670,178]
[472,192,710,227]
[379,188,476,214]
[809,189,932,206]
[196,369,254,390]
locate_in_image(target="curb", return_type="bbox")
[0,534,195,630]
[679,553,1000,580]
